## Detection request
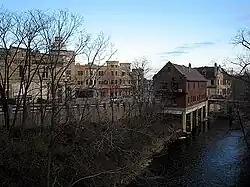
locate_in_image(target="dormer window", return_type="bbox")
[202,70,206,76]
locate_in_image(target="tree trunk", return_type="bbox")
[0,87,10,129]
[22,96,27,127]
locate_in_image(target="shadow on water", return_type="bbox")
[129,118,250,187]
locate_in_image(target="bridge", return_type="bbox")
[208,98,248,116]
[208,99,247,104]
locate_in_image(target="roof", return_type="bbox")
[171,63,207,82]
[195,66,216,79]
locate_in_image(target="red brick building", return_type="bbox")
[153,61,208,133]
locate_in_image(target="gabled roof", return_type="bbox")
[195,66,216,79]
[171,63,207,82]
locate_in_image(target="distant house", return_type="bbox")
[153,61,208,133]
[195,63,231,99]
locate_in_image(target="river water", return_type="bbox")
[129,118,250,187]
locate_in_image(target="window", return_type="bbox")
[42,67,48,78]
[193,82,195,89]
[66,70,71,76]
[115,71,118,76]
[188,97,190,103]
[120,79,122,84]
[90,71,93,76]
[80,81,83,85]
[217,79,220,85]
[161,82,168,89]
[111,71,114,76]
[211,80,215,85]
[167,67,171,72]
[115,80,118,84]
[19,65,24,77]
[90,80,93,85]
[77,81,81,85]
[78,71,83,76]
[111,80,114,84]
[104,80,108,85]
[191,96,193,102]
[94,80,96,85]
[99,71,104,76]
[122,72,125,76]
[111,65,114,68]
[86,79,88,85]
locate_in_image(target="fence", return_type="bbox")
[0,102,141,128]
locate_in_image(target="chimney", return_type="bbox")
[188,63,191,71]
[214,63,218,77]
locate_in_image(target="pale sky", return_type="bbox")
[2,0,250,77]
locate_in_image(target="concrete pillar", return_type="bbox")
[190,112,193,132]
[196,109,199,126]
[201,107,204,122]
[205,105,208,119]
[224,101,228,115]
[201,108,204,133]
[182,111,187,133]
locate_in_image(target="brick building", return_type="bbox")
[153,61,208,133]
[74,61,138,99]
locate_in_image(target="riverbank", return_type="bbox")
[0,112,184,186]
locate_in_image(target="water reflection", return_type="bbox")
[201,130,245,186]
[130,119,250,187]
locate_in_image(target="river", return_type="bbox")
[129,118,250,187]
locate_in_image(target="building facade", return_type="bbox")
[153,61,208,133]
[74,61,137,99]
[196,63,231,99]
[0,37,76,102]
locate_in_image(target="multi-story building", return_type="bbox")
[0,37,76,102]
[196,63,231,99]
[153,61,208,133]
[74,61,139,99]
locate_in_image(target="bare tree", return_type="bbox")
[0,7,180,187]
[129,57,152,115]
[222,29,250,150]
[0,8,49,128]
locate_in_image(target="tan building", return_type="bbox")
[0,37,76,102]
[74,61,136,99]
[196,63,231,99]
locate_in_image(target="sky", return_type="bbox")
[1,0,250,77]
